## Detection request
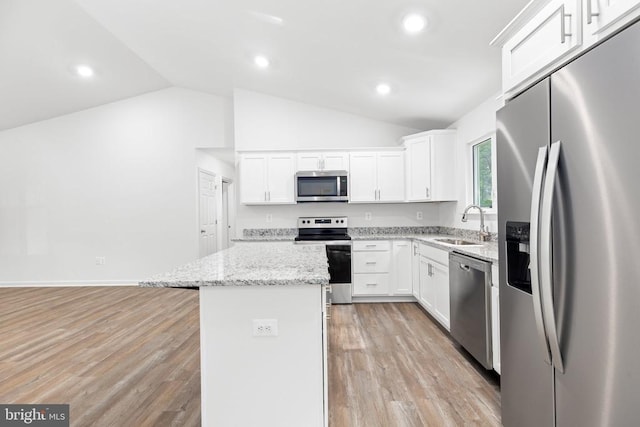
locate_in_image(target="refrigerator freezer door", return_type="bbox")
[497,79,554,427]
[550,19,640,426]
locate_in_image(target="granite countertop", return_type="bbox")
[349,233,499,263]
[139,242,330,288]
[234,233,498,263]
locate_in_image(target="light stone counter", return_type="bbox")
[139,241,329,287]
[349,233,499,263]
[234,233,499,263]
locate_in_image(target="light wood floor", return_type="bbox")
[0,287,201,426]
[0,287,500,426]
[329,303,501,426]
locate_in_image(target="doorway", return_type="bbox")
[198,170,217,257]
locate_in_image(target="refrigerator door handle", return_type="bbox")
[530,146,552,365]
[540,140,565,373]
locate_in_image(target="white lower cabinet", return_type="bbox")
[418,257,434,311]
[431,261,450,330]
[415,243,450,331]
[391,241,412,295]
[353,273,390,295]
[411,242,420,299]
[353,240,413,297]
[352,241,391,296]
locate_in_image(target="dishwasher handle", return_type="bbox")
[450,252,491,273]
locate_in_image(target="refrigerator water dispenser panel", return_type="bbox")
[505,221,531,294]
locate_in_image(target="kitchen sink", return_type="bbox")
[433,238,482,246]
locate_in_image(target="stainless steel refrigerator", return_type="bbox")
[497,19,640,427]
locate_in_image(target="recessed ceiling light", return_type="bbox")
[254,55,270,69]
[402,13,427,34]
[376,83,391,96]
[75,65,94,78]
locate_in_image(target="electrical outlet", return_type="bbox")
[266,214,273,223]
[95,256,106,265]
[365,212,372,221]
[416,211,423,220]
[252,319,278,337]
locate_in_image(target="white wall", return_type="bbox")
[234,89,418,150]
[0,87,234,284]
[233,90,439,232]
[440,94,504,233]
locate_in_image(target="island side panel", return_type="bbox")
[199,285,324,427]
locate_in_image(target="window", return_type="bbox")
[472,137,493,209]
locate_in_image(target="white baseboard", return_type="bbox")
[0,280,139,287]
[351,296,417,303]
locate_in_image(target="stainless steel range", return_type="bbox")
[295,216,352,304]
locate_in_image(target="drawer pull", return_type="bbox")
[366,283,377,286]
[365,261,377,265]
[365,244,377,248]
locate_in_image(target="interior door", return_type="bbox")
[199,170,217,257]
[550,19,640,426]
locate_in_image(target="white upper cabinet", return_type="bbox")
[239,152,296,204]
[584,0,640,40]
[322,152,349,171]
[349,153,377,202]
[296,152,349,172]
[494,0,640,96]
[377,152,405,202]
[350,151,405,203]
[403,130,456,202]
[501,0,582,94]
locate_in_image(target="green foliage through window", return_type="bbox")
[473,139,492,208]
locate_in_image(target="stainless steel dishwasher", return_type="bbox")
[449,252,493,369]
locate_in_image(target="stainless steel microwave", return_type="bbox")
[295,171,348,202]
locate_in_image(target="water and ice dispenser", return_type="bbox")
[505,221,532,294]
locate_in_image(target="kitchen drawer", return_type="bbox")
[353,240,391,251]
[353,273,390,295]
[353,251,391,273]
[418,243,449,265]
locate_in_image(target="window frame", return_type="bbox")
[466,133,497,214]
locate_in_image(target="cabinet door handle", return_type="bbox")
[413,245,418,256]
[265,191,268,201]
[426,187,430,198]
[587,0,599,25]
[560,5,572,44]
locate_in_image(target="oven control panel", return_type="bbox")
[298,217,348,228]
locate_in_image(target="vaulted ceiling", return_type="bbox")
[0,0,528,131]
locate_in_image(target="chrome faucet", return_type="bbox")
[461,204,490,242]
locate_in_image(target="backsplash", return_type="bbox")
[243,228,297,238]
[242,226,497,241]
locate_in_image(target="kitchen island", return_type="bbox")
[140,242,330,427]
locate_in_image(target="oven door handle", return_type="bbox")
[322,241,353,246]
